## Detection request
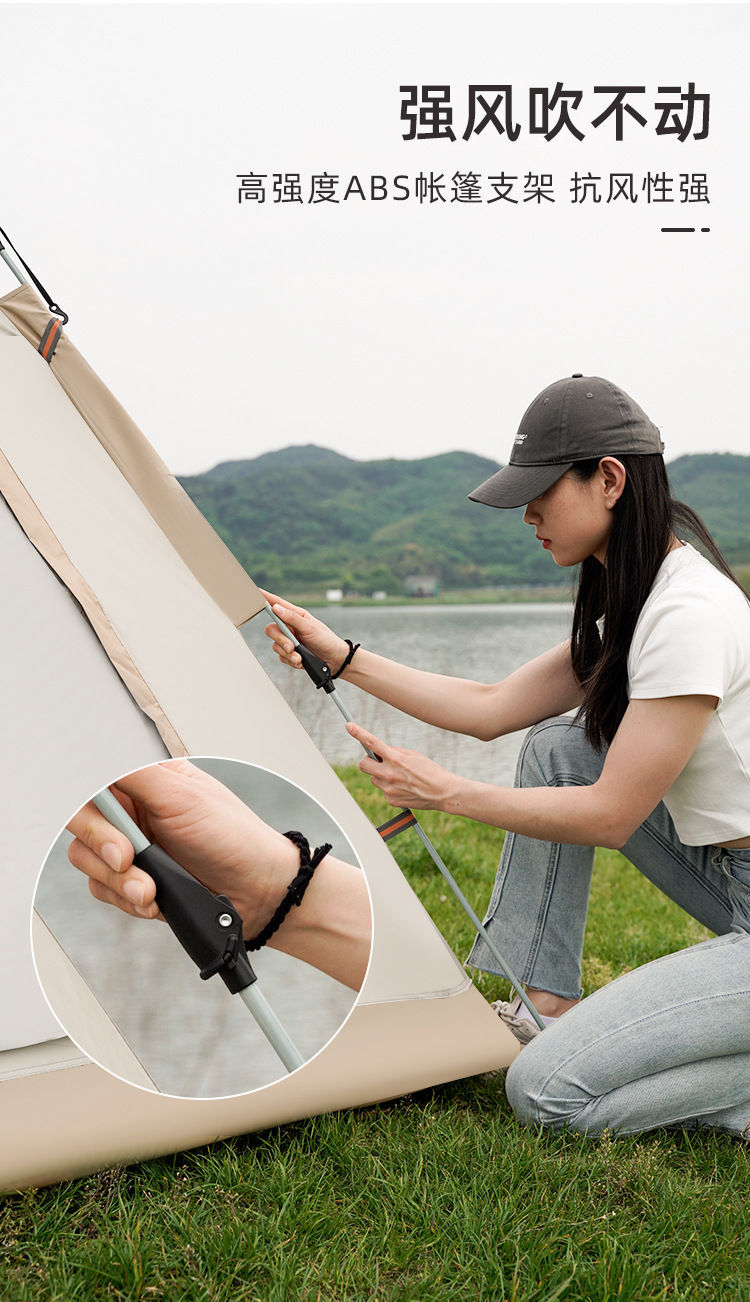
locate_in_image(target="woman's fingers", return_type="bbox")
[263,592,308,629]
[264,622,302,667]
[67,795,159,919]
[260,589,309,620]
[261,589,349,671]
[68,834,158,914]
[87,876,161,920]
[347,725,448,810]
[262,592,305,667]
[346,721,388,765]
[67,802,135,873]
[268,602,313,646]
[266,595,326,647]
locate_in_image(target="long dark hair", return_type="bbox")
[570,454,747,750]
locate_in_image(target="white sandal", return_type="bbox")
[491,996,543,1046]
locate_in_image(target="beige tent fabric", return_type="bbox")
[0,1038,90,1083]
[0,307,466,1003]
[1,989,516,1192]
[31,916,158,1091]
[0,446,186,756]
[0,484,169,1053]
[0,293,519,1188]
[0,285,264,628]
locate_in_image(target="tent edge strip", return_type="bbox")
[0,447,187,758]
[32,913,160,1092]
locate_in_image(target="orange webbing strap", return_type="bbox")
[38,317,63,363]
[377,809,418,842]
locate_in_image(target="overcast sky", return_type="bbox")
[1,3,746,473]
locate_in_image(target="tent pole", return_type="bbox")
[91,789,305,1072]
[0,244,28,288]
[93,788,149,854]
[239,984,304,1070]
[262,604,546,1030]
[0,225,68,320]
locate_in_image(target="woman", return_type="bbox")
[264,373,750,1140]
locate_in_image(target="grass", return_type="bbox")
[2,769,748,1301]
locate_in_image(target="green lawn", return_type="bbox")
[2,769,747,1302]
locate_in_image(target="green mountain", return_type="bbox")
[666,454,750,563]
[179,448,750,594]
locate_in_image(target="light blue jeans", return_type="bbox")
[467,717,750,1139]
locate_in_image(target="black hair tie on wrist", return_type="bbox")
[331,639,360,680]
[244,831,332,952]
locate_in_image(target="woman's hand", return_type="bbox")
[261,589,350,675]
[66,759,372,990]
[347,721,458,811]
[67,760,298,938]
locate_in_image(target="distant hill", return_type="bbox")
[179,447,750,594]
[667,455,750,562]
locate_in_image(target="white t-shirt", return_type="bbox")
[627,543,750,845]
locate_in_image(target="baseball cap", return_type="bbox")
[469,374,664,510]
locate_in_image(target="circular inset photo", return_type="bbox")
[32,757,373,1098]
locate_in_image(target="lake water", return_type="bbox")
[243,603,574,786]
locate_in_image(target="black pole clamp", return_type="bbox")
[296,644,336,694]
[132,843,257,994]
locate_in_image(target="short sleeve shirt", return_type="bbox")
[627,544,750,845]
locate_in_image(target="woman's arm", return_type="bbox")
[345,639,582,740]
[349,694,718,849]
[264,592,582,740]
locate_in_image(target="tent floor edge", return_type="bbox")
[0,986,518,1191]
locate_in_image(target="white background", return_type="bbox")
[0,3,746,472]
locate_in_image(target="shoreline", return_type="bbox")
[283,562,749,610]
[284,587,574,609]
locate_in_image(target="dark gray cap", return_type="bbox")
[469,374,664,510]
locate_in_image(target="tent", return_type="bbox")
[0,276,517,1191]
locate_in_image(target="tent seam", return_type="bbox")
[0,448,188,757]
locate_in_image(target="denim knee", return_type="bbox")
[505,1042,558,1128]
[505,1040,590,1132]
[517,716,602,791]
